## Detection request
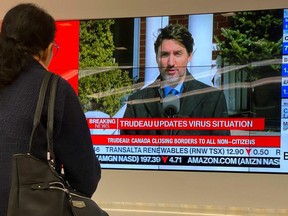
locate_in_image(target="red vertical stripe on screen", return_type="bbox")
[48,21,80,94]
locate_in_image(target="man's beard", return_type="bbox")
[161,72,186,88]
[165,75,179,83]
[162,71,181,84]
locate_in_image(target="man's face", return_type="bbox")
[156,39,192,85]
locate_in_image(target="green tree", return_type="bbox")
[79,19,132,116]
[215,10,282,79]
[215,10,282,130]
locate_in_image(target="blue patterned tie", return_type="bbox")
[169,89,179,96]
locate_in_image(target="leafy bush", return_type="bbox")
[78,19,132,116]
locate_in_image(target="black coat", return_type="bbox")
[0,60,101,216]
[121,73,230,135]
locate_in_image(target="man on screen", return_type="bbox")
[121,24,230,135]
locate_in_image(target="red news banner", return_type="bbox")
[87,118,280,148]
[87,118,265,130]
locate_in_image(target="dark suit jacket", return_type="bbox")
[121,73,230,135]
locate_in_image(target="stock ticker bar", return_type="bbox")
[96,154,280,168]
[93,140,281,168]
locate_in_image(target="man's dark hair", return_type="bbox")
[154,24,194,55]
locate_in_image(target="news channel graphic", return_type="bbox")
[283,12,288,55]
[282,10,288,76]
[87,117,286,173]
[94,135,283,173]
[282,99,288,118]
[281,99,288,132]
[281,98,288,163]
[282,77,288,98]
[282,56,288,77]
[280,9,288,166]
[283,36,288,56]
[282,99,288,133]
[284,9,288,32]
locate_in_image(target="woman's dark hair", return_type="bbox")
[154,24,194,55]
[0,3,56,91]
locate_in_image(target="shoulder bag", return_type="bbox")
[7,73,109,216]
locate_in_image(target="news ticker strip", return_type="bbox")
[91,135,280,148]
[96,154,280,168]
[87,118,265,130]
[282,10,288,96]
[93,146,280,156]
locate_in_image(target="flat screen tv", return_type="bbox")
[57,8,288,174]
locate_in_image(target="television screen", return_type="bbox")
[77,8,288,173]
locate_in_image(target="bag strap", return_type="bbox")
[29,72,59,162]
[47,74,60,162]
[31,72,52,132]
